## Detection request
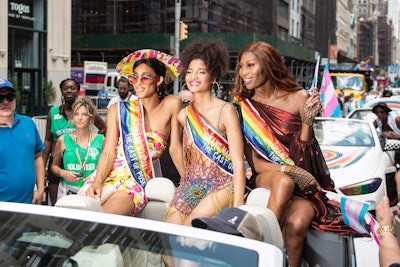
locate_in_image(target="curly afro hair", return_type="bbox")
[180,39,229,80]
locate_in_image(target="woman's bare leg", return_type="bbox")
[182,189,232,227]
[256,171,295,228]
[285,196,315,267]
[101,191,135,215]
[164,206,185,225]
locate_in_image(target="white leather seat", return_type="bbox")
[55,183,114,211]
[55,177,175,222]
[138,177,175,221]
[245,187,271,207]
[239,205,284,247]
[55,195,103,212]
[241,187,284,247]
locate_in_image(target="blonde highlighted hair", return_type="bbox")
[71,96,97,124]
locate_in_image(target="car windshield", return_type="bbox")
[347,109,377,122]
[347,109,400,123]
[313,119,375,147]
[331,75,363,91]
[0,210,259,266]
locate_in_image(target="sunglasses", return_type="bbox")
[0,93,16,103]
[129,74,156,85]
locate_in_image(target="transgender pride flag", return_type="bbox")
[320,65,342,117]
[340,196,370,234]
[324,190,381,246]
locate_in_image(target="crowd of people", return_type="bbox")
[337,84,398,117]
[1,39,400,267]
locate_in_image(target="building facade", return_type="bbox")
[71,0,317,92]
[3,0,398,116]
[0,0,71,115]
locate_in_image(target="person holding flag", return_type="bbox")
[376,196,400,267]
[232,41,360,267]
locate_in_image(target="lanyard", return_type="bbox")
[75,133,91,177]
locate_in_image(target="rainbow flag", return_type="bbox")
[320,65,342,117]
[363,56,372,65]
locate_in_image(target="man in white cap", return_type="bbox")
[0,79,45,204]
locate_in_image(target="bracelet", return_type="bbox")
[377,225,396,236]
[280,165,286,172]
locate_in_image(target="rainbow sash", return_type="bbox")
[186,104,233,175]
[119,100,154,188]
[233,96,294,166]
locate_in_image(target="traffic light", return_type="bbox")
[179,21,188,41]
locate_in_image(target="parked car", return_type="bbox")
[363,96,400,109]
[346,107,377,123]
[313,117,397,209]
[0,201,286,267]
[346,107,400,123]
[104,71,122,97]
[346,97,400,122]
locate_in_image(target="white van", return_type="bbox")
[104,72,121,96]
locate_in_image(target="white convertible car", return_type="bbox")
[313,117,397,209]
[0,178,286,267]
[0,201,286,267]
[1,171,384,267]
[346,97,400,123]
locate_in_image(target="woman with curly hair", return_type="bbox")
[232,41,358,267]
[164,39,246,226]
[80,50,185,216]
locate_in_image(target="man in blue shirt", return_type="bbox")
[97,86,108,109]
[0,79,45,204]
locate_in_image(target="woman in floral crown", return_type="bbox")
[79,50,184,216]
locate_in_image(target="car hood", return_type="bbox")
[321,146,386,188]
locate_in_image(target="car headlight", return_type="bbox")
[337,178,382,196]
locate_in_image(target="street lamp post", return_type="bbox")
[173,0,181,95]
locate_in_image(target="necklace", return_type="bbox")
[75,133,91,177]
